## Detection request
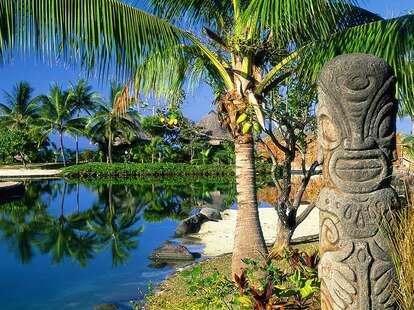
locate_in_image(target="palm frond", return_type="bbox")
[0,0,14,62]
[149,0,234,30]
[8,0,187,80]
[240,0,361,43]
[298,14,414,107]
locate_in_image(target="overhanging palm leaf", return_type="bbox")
[297,15,414,106]
[150,0,234,30]
[6,0,188,79]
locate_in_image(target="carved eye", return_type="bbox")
[320,116,339,143]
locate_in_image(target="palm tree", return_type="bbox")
[5,0,414,276]
[86,83,140,164]
[0,81,40,134]
[38,85,86,166]
[69,80,100,164]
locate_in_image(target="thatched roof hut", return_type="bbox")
[197,111,232,145]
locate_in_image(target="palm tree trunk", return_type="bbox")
[108,133,113,164]
[231,140,268,277]
[76,111,80,164]
[108,140,112,164]
[59,131,66,166]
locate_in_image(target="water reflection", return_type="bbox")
[0,178,235,309]
[0,179,235,267]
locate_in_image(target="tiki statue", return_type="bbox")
[316,53,399,310]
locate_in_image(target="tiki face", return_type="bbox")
[317,54,398,194]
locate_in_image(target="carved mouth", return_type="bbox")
[335,158,383,182]
[329,149,388,193]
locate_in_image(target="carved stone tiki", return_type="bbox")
[316,54,399,310]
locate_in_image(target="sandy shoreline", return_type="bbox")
[0,168,62,178]
[190,206,319,256]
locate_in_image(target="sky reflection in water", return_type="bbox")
[0,179,235,310]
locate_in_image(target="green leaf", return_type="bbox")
[242,122,252,134]
[299,279,319,300]
[236,296,253,308]
[236,113,248,124]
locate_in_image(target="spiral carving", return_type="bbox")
[317,54,399,310]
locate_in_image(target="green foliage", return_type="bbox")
[181,265,236,309]
[401,135,414,160]
[178,248,320,310]
[0,126,39,165]
[63,163,235,178]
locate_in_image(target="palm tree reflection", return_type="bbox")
[0,180,234,267]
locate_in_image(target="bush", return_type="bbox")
[145,247,320,310]
[63,163,236,178]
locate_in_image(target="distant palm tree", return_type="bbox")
[69,80,100,164]
[0,81,39,131]
[38,85,86,166]
[87,84,140,164]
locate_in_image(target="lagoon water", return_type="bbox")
[0,179,234,310]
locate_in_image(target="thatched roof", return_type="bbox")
[197,111,231,145]
[113,121,150,146]
[93,116,150,147]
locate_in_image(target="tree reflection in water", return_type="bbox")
[0,179,235,267]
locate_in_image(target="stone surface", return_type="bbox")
[316,53,399,309]
[200,207,222,221]
[175,213,208,237]
[149,241,195,261]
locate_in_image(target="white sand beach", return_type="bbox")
[0,168,61,178]
[192,206,319,256]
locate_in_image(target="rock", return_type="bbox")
[175,213,208,237]
[149,241,195,261]
[200,207,222,221]
[93,304,118,310]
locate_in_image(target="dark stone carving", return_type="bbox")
[316,54,399,309]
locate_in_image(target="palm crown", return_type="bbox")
[0,81,39,131]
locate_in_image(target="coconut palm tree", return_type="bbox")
[0,81,39,131]
[37,85,86,166]
[69,79,100,164]
[4,0,414,276]
[86,83,140,164]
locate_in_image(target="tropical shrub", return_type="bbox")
[0,126,39,166]
[63,163,236,178]
[172,248,320,310]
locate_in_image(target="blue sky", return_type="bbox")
[0,1,412,149]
